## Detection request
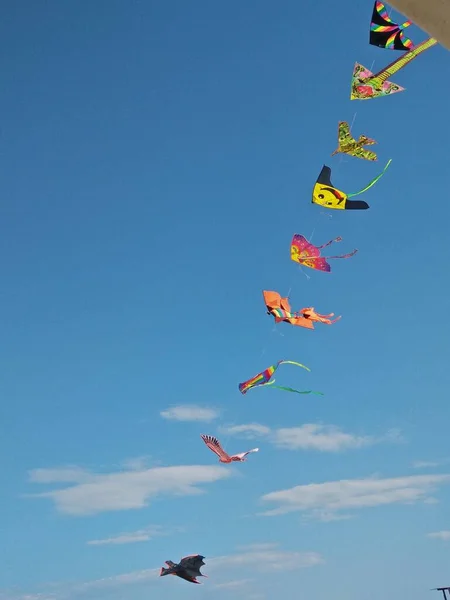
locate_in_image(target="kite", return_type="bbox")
[160,555,207,584]
[290,234,357,272]
[312,161,392,210]
[331,121,377,161]
[263,290,340,329]
[201,434,259,463]
[370,1,414,50]
[238,360,323,395]
[351,37,437,100]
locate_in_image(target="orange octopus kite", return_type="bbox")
[262,290,341,329]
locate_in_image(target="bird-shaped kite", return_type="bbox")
[239,360,323,395]
[370,1,414,51]
[262,290,340,329]
[160,555,207,584]
[201,434,259,463]
[291,234,357,272]
[351,37,437,100]
[312,161,392,210]
[331,121,377,161]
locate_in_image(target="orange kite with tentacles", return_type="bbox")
[262,290,341,329]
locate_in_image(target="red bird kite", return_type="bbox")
[201,434,259,463]
[263,290,341,329]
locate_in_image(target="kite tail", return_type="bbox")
[279,360,311,372]
[347,159,392,197]
[317,236,343,250]
[271,385,324,395]
[374,37,437,82]
[324,248,358,260]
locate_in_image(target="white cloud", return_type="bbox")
[213,579,253,589]
[27,464,231,516]
[272,424,371,451]
[120,456,151,471]
[87,526,166,546]
[220,422,401,452]
[260,474,450,520]
[160,404,219,422]
[77,569,159,590]
[220,424,271,438]
[209,542,324,571]
[412,459,450,469]
[6,542,322,599]
[428,530,450,541]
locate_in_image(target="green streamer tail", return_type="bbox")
[348,159,392,198]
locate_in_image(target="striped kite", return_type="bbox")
[369,1,414,51]
[239,360,323,395]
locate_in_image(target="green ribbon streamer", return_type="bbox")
[348,158,392,198]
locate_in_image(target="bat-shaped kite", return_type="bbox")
[160,555,207,584]
[263,290,340,329]
[312,161,392,210]
[331,121,377,161]
[351,37,437,100]
[239,360,323,395]
[201,434,259,463]
[370,1,414,51]
[291,234,357,272]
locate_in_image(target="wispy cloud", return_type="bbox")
[260,474,450,520]
[220,422,402,452]
[219,423,271,438]
[412,459,449,469]
[87,525,169,546]
[213,579,253,589]
[27,463,231,516]
[160,404,219,422]
[209,542,324,571]
[4,542,323,599]
[427,530,450,541]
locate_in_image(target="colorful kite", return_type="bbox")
[263,290,340,329]
[351,37,437,100]
[312,161,392,210]
[331,121,377,161]
[160,555,206,585]
[238,360,323,395]
[201,434,259,463]
[291,234,357,272]
[370,1,414,51]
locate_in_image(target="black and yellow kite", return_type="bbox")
[312,161,392,210]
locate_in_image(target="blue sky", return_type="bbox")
[1,1,450,599]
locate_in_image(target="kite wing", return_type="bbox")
[331,121,378,161]
[180,555,206,579]
[174,555,206,584]
[290,234,331,271]
[291,234,357,271]
[262,290,314,329]
[351,37,437,100]
[263,290,292,321]
[370,1,414,50]
[201,434,231,462]
[230,448,259,461]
